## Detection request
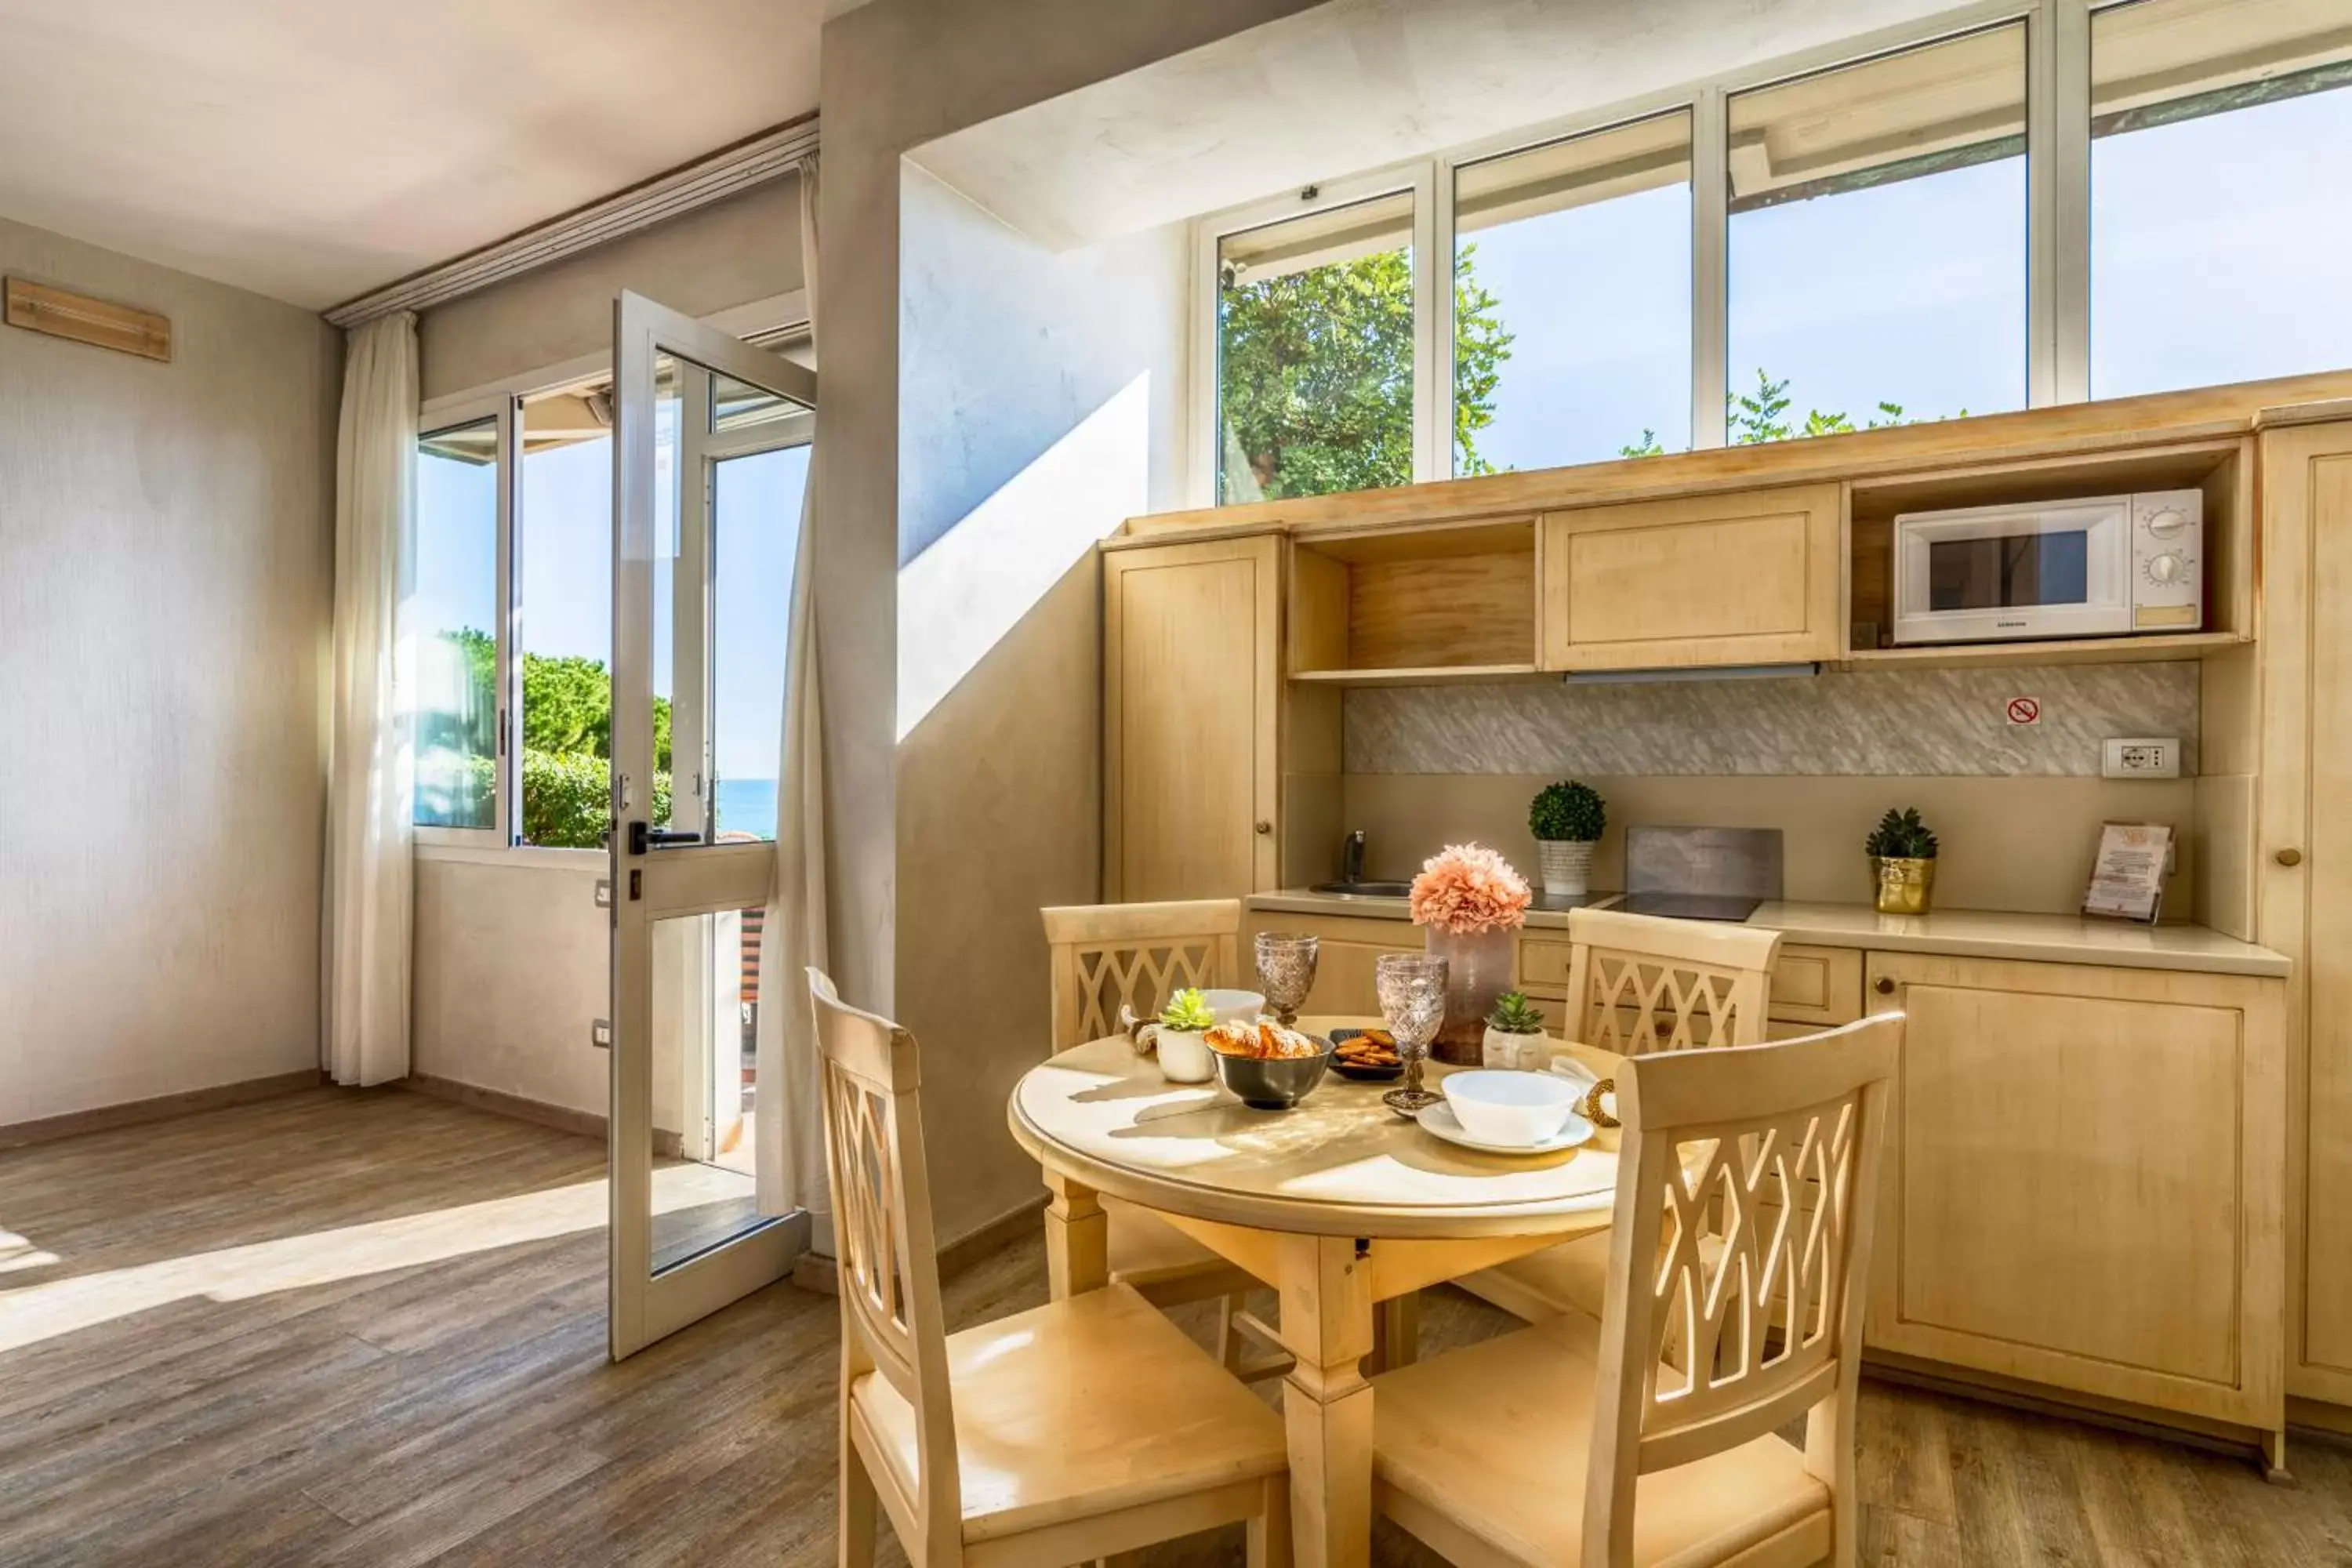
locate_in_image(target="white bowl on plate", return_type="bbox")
[1441,1069,1583,1149]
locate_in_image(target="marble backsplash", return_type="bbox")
[1345,662,2200,778]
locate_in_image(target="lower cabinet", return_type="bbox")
[1863,953,2286,1436]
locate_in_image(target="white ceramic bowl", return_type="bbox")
[1441,1069,1582,1149]
[1193,989,1267,1026]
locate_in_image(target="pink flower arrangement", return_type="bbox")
[1408,843,1532,935]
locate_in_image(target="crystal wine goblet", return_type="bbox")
[1254,932,1319,1027]
[1375,952,1449,1114]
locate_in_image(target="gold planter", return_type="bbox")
[1872,855,1936,916]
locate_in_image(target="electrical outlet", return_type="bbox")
[2102,738,2181,779]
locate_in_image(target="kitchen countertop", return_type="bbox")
[1244,889,2290,979]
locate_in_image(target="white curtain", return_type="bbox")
[757,153,833,1242]
[322,313,419,1087]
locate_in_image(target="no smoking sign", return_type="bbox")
[2006,695,2042,727]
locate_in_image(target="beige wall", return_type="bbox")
[0,215,340,1125]
[417,176,804,402]
[412,856,608,1118]
[821,0,1322,1244]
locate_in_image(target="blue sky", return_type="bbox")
[413,426,806,785]
[1468,84,2352,473]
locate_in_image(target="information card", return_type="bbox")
[2082,821,2174,924]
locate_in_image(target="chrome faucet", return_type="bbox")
[1342,829,1367,884]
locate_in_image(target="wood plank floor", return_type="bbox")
[4,1087,2350,1566]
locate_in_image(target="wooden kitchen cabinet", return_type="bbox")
[1102,535,1280,901]
[2258,418,2352,1416]
[1863,952,2285,1439]
[1539,483,1843,670]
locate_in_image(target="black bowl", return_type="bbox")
[1210,1037,1336,1109]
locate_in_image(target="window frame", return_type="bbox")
[1185,0,2132,505]
[411,289,811,866]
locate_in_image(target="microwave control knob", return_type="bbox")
[2144,507,2190,539]
[2146,554,2186,585]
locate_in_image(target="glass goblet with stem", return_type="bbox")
[1376,953,1449,1114]
[1254,932,1319,1027]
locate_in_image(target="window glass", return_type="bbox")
[412,417,498,828]
[2091,0,2352,396]
[1727,24,2027,441]
[710,445,809,842]
[1217,190,1415,503]
[517,382,619,848]
[1454,111,1693,469]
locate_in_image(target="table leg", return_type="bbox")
[1043,1171,1107,1300]
[1275,1234,1374,1568]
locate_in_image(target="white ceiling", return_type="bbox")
[0,0,847,310]
[912,0,1980,251]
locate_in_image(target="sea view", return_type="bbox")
[714,777,779,842]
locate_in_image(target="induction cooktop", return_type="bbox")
[1611,891,1765,923]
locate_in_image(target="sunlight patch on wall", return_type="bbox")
[896,375,1149,741]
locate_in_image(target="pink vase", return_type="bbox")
[1425,924,1515,1065]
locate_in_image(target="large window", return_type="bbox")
[412,332,811,852]
[1726,24,2028,440]
[1216,189,1416,503]
[412,416,499,829]
[1454,111,1693,469]
[2090,0,2352,396]
[1196,2,2352,503]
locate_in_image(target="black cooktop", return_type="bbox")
[1612,891,1764,923]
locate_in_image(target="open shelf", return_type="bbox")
[1290,517,1538,681]
[1846,439,2252,661]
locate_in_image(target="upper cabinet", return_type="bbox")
[1102,535,1281,902]
[1538,483,1843,671]
[1290,518,1537,683]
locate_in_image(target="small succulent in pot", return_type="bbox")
[1528,780,1607,898]
[1142,987,1218,1083]
[1482,990,1551,1071]
[1159,987,1217,1033]
[1865,808,1940,916]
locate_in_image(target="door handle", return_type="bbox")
[626,820,704,855]
[1874,976,1896,996]
[2276,848,2305,867]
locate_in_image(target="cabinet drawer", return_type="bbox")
[1518,937,1575,989]
[1769,944,1864,1025]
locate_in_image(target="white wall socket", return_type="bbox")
[2102,737,2181,779]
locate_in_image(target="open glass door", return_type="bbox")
[608,290,816,1359]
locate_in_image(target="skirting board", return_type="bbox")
[0,1069,325,1149]
[1864,1352,2272,1467]
[791,1193,1050,1297]
[401,1073,688,1157]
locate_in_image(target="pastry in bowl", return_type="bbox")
[1207,1019,1335,1109]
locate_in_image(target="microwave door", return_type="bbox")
[1893,502,2132,644]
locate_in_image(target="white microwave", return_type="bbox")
[1890,490,2202,646]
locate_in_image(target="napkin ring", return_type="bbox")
[1580,1076,1619,1129]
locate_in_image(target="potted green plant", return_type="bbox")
[1482,991,1551,1071]
[1138,986,1218,1083]
[1865,808,1940,916]
[1529,780,1606,897]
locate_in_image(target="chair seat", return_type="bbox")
[1373,1313,1829,1568]
[1105,1197,1258,1301]
[1461,1229,1614,1321]
[852,1283,1287,1543]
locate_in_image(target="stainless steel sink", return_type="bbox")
[1309,880,1414,897]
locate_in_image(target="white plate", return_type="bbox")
[1417,1100,1595,1156]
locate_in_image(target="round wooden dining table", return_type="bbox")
[1007,1018,1630,1568]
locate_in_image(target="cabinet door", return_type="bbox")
[1864,953,2284,1430]
[1103,536,1280,901]
[1540,483,1842,670]
[2259,421,2352,1407]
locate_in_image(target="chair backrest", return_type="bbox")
[1563,907,1783,1054]
[806,968,961,1543]
[1581,1013,1900,1567]
[1040,899,1241,1051]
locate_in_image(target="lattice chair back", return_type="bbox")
[1040,900,1242,1051]
[1563,907,1783,1054]
[1582,1013,1900,1568]
[806,968,962,1547]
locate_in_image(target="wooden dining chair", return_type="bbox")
[1372,1014,1900,1568]
[1464,908,1784,1325]
[1040,901,1287,1381]
[808,969,1292,1568]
